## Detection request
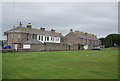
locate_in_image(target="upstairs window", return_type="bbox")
[51,37,52,41]
[27,33,29,40]
[45,36,47,41]
[53,37,54,41]
[31,35,32,39]
[33,34,34,39]
[47,37,49,41]
[18,34,21,38]
[58,38,60,41]
[41,36,43,41]
[12,34,14,38]
[39,35,40,40]
[56,37,57,41]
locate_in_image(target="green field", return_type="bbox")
[2,48,118,79]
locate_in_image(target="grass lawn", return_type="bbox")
[2,48,118,79]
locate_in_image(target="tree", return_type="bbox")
[99,38,105,45]
[99,34,120,48]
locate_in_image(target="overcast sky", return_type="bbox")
[2,2,118,39]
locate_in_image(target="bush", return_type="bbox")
[2,49,16,53]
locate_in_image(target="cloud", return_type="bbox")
[2,2,118,39]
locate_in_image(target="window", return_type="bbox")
[58,38,59,41]
[12,34,14,38]
[53,37,54,41]
[45,36,47,41]
[31,35,32,39]
[33,34,34,39]
[39,35,40,40]
[90,40,92,44]
[41,36,43,41]
[51,37,52,41]
[27,33,29,40]
[18,34,21,38]
[56,37,57,41]
[86,39,87,43]
[47,37,49,41]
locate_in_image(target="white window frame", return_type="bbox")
[12,34,14,38]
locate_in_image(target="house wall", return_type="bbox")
[18,44,44,52]
[21,33,28,43]
[7,33,22,45]
[44,43,69,51]
[31,44,44,51]
[65,32,101,48]
[65,32,80,45]
[7,32,52,48]
[69,44,78,50]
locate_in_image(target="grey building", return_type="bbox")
[4,22,64,49]
[64,29,101,49]
[4,22,101,51]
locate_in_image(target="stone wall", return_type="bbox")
[18,44,44,52]
[44,43,69,51]
[68,44,78,50]
[18,43,79,52]
[64,33,80,45]
[31,44,44,51]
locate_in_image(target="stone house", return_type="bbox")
[64,29,101,49]
[4,22,101,51]
[4,22,64,49]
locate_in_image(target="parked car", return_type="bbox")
[2,45,11,49]
[90,47,101,50]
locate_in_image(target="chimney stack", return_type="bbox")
[19,22,22,27]
[75,30,79,32]
[70,29,73,32]
[51,29,55,33]
[27,23,32,29]
[40,27,45,31]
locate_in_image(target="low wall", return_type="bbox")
[44,43,69,51]
[2,49,15,53]
[69,44,78,50]
[18,44,45,52]
[18,43,79,52]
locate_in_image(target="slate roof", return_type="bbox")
[73,32,99,41]
[4,26,63,37]
[24,39,43,44]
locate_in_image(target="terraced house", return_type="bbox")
[4,23,64,48]
[4,22,101,51]
[64,29,101,49]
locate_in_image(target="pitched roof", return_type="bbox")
[24,39,43,44]
[5,26,63,37]
[73,32,99,41]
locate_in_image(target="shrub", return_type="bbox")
[2,49,16,53]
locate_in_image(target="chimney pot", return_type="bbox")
[27,23,32,28]
[40,27,45,31]
[19,22,22,27]
[70,29,73,32]
[51,29,55,33]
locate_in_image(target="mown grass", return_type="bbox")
[2,48,118,79]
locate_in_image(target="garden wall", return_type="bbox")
[18,43,78,52]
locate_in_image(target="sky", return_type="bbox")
[2,2,118,39]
